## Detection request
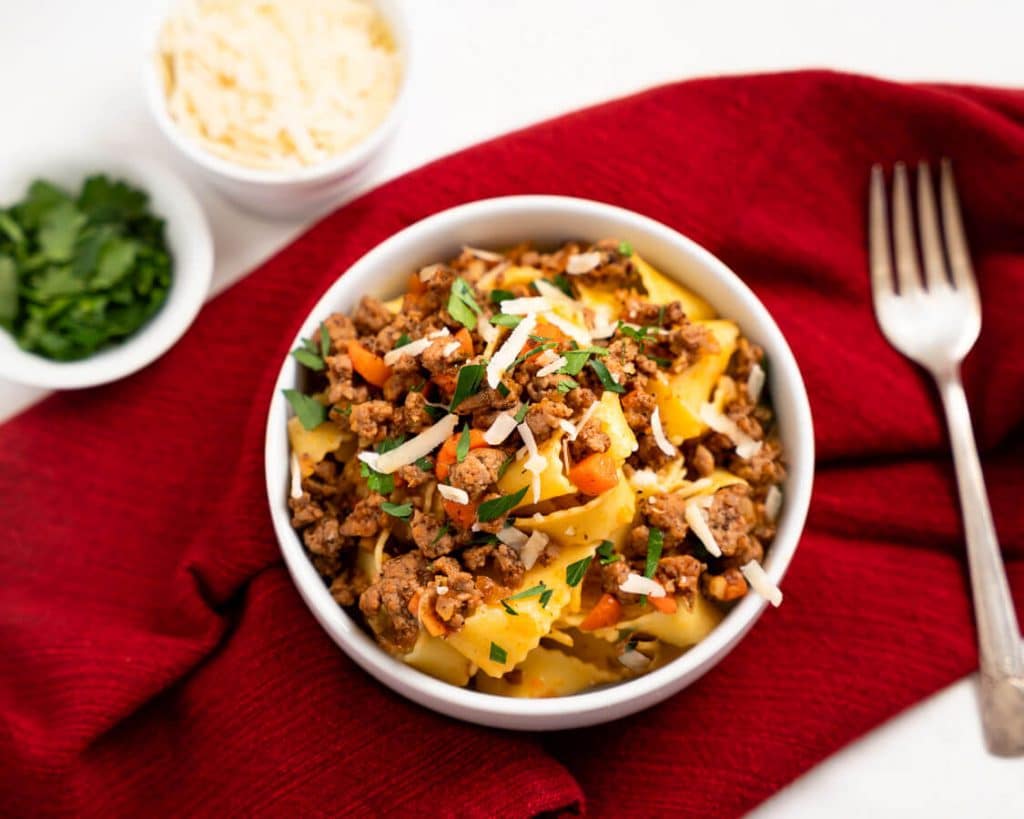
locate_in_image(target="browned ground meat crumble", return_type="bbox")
[287,240,785,658]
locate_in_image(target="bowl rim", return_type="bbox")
[142,0,411,186]
[264,195,814,729]
[0,150,213,389]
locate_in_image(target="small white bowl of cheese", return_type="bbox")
[145,0,409,219]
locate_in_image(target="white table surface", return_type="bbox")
[1,0,1021,814]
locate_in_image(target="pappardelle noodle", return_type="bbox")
[285,240,785,697]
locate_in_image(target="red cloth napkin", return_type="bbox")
[2,71,1023,818]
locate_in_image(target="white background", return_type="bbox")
[1,0,1021,814]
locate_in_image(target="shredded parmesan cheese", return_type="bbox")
[747,363,766,402]
[477,314,498,345]
[157,0,402,171]
[486,312,537,388]
[628,468,659,490]
[699,402,763,460]
[437,484,469,505]
[650,406,676,457]
[519,530,549,570]
[619,573,666,598]
[418,264,443,282]
[436,585,449,595]
[741,559,783,607]
[463,245,503,262]
[375,414,458,474]
[536,355,567,377]
[357,451,380,469]
[764,485,783,522]
[500,296,550,315]
[427,328,451,339]
[289,453,303,499]
[497,526,529,549]
[383,336,430,365]
[685,497,722,557]
[570,401,600,442]
[619,649,652,672]
[558,418,577,438]
[566,251,602,274]
[532,279,573,303]
[442,340,461,357]
[541,311,592,346]
[484,412,519,445]
[517,421,544,503]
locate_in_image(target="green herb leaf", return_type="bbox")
[395,333,411,348]
[512,341,556,368]
[556,378,578,394]
[597,540,622,565]
[551,274,574,298]
[423,403,447,420]
[539,588,554,608]
[455,425,472,463]
[0,256,17,326]
[489,642,508,663]
[648,355,672,367]
[618,240,633,256]
[489,288,515,304]
[566,555,592,587]
[500,600,519,616]
[477,486,528,522]
[514,403,530,423]
[319,323,331,357]
[449,363,485,411]
[447,277,481,329]
[644,528,663,578]
[489,313,521,328]
[589,358,625,394]
[616,321,649,342]
[360,462,395,495]
[559,350,592,376]
[291,347,325,371]
[381,501,413,520]
[429,523,450,546]
[283,389,327,430]
[415,456,434,472]
[497,453,515,480]
[507,583,547,601]
[657,305,666,326]
[496,381,511,397]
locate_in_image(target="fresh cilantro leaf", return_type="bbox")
[477,486,528,522]
[616,321,647,342]
[496,381,511,397]
[589,358,625,394]
[489,642,508,663]
[423,403,447,420]
[378,436,406,453]
[489,288,515,304]
[497,453,515,480]
[559,350,592,376]
[644,528,664,578]
[319,323,331,357]
[500,599,519,616]
[597,540,621,565]
[556,378,578,394]
[395,333,411,348]
[283,389,327,430]
[507,583,547,601]
[381,501,413,520]
[566,556,592,587]
[618,240,633,256]
[455,425,472,462]
[648,355,672,367]
[291,347,324,371]
[551,274,574,297]
[449,363,485,411]
[514,403,529,423]
[447,277,481,329]
[360,461,395,495]
[489,313,521,328]
[415,456,433,472]
[539,588,554,608]
[512,342,555,368]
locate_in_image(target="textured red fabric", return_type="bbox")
[2,71,1023,818]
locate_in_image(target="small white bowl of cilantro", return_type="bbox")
[0,153,212,389]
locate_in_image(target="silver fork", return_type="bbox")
[869,160,1024,755]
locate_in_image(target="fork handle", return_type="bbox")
[938,369,1024,754]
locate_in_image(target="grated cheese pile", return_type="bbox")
[157,0,402,170]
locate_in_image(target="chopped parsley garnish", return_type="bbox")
[589,358,625,394]
[497,453,516,479]
[648,355,672,367]
[489,288,515,304]
[514,403,530,423]
[559,346,608,376]
[500,582,549,615]
[539,588,554,608]
[644,527,663,578]
[500,600,519,616]
[455,425,472,462]
[556,377,579,394]
[597,540,621,565]
[429,523,450,546]
[283,389,327,430]
[291,347,324,371]
[470,531,501,545]
[657,305,666,326]
[319,323,331,357]
[447,277,481,329]
[381,501,413,520]
[360,462,394,495]
[292,326,332,371]
[477,486,528,522]
[449,362,485,411]
[616,321,652,342]
[415,456,433,472]
[618,240,633,256]
[566,555,592,587]
[378,436,406,454]
[423,403,447,420]
[489,642,508,663]
[551,273,574,297]
[395,332,411,348]
[490,313,522,328]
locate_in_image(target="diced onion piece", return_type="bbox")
[357,451,381,469]
[375,414,458,474]
[486,312,537,388]
[558,418,577,438]
[427,327,451,339]
[566,251,602,274]
[289,453,303,499]
[542,311,592,346]
[699,402,763,460]
[650,406,676,457]
[748,363,766,402]
[685,498,722,557]
[536,355,568,377]
[500,296,550,315]
[463,245,503,262]
[383,336,431,365]
[497,526,529,549]
[484,412,518,445]
[442,340,461,357]
[477,314,498,344]
[619,573,666,598]
[619,649,652,672]
[519,530,549,570]
[740,559,783,607]
[437,484,469,505]
[764,485,783,522]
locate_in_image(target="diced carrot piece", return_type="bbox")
[407,271,427,295]
[532,319,568,343]
[568,452,618,496]
[455,327,474,356]
[579,593,623,631]
[443,498,479,530]
[648,595,678,615]
[435,429,488,480]
[348,340,392,388]
[408,591,422,616]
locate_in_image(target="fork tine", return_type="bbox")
[891,162,922,294]
[940,158,977,294]
[916,161,948,289]
[869,164,894,301]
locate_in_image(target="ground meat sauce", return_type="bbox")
[285,239,785,682]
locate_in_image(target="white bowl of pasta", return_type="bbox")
[264,196,814,730]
